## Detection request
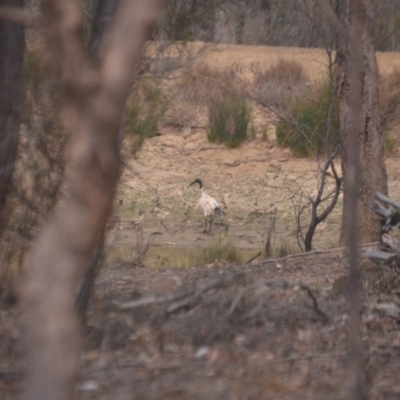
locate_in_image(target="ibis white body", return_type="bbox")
[188,178,225,233]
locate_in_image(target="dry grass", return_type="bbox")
[250,58,311,110]
[175,62,247,106]
[174,63,251,147]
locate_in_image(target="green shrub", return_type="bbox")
[276,82,339,157]
[125,79,167,155]
[207,92,250,149]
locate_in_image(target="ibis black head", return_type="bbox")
[188,178,203,189]
[382,211,400,234]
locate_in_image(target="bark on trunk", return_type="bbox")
[76,0,120,323]
[22,1,162,400]
[0,0,25,225]
[336,0,388,244]
[338,2,368,398]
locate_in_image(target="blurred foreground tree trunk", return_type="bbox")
[21,1,162,400]
[76,0,119,322]
[0,0,25,229]
[336,0,388,244]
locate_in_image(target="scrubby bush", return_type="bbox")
[207,91,250,148]
[125,79,167,155]
[175,63,250,148]
[275,67,400,158]
[276,82,339,157]
[251,58,310,110]
[176,62,246,107]
[175,62,220,106]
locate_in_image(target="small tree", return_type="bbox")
[254,52,342,252]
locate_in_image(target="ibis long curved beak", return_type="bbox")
[188,178,202,189]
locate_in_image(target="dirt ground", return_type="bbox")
[2,250,400,399]
[2,43,400,399]
[110,42,400,267]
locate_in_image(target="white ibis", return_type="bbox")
[188,178,225,233]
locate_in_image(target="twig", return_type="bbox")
[167,279,232,313]
[232,281,329,324]
[255,242,378,266]
[239,300,299,321]
[115,278,230,311]
[225,280,277,317]
[114,291,188,310]
[271,352,346,364]
[300,284,330,323]
[246,252,261,264]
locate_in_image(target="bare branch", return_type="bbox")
[101,0,161,99]
[299,284,330,323]
[317,0,344,34]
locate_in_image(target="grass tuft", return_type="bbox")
[264,238,299,259]
[175,63,251,148]
[207,92,250,148]
[125,79,167,155]
[195,239,243,265]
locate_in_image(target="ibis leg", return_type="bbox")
[203,217,208,233]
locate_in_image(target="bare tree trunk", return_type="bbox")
[76,0,120,323]
[336,0,388,244]
[89,0,118,54]
[344,1,366,397]
[335,1,368,398]
[319,0,371,397]
[21,1,162,400]
[0,0,25,227]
